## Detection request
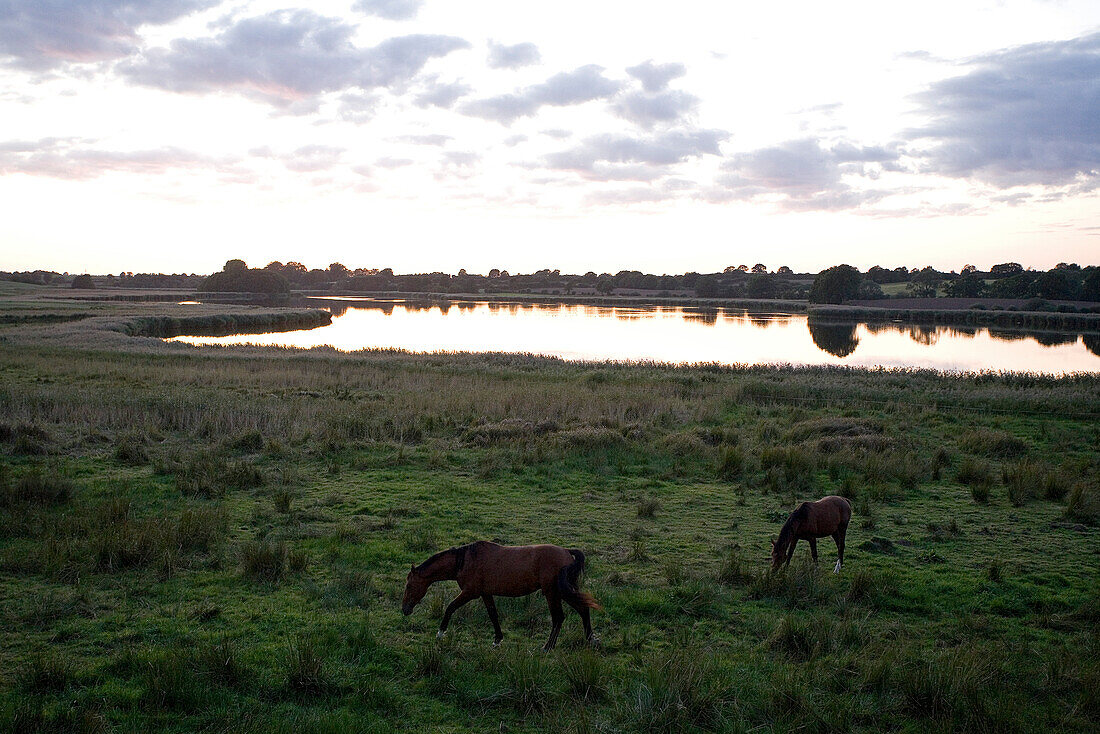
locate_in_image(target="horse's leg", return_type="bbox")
[482,595,503,646]
[808,537,818,563]
[785,538,799,566]
[833,525,847,574]
[543,591,565,652]
[563,596,595,644]
[438,589,477,638]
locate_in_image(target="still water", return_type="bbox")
[169,298,1100,375]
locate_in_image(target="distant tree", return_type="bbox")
[736,264,749,272]
[808,264,862,304]
[961,264,977,273]
[1081,268,1100,302]
[264,261,283,271]
[906,267,943,298]
[777,266,793,275]
[488,268,501,278]
[746,274,776,298]
[1054,262,1081,271]
[943,271,985,297]
[328,262,349,278]
[1028,269,1077,300]
[71,274,94,289]
[722,265,737,273]
[595,276,615,294]
[987,272,1037,298]
[199,260,289,294]
[857,279,884,299]
[990,262,1024,277]
[751,263,767,274]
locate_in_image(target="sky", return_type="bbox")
[0,0,1097,276]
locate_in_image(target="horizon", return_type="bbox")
[0,2,1098,274]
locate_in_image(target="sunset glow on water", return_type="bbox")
[168,300,1100,375]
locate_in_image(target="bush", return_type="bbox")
[0,467,73,507]
[1065,482,1099,524]
[717,445,744,481]
[114,432,151,465]
[285,637,327,696]
[636,498,660,519]
[241,540,287,582]
[959,429,1028,458]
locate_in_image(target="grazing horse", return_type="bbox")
[402,541,600,651]
[771,495,851,573]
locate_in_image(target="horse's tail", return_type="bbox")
[558,549,602,610]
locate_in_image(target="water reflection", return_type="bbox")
[807,319,860,358]
[168,298,1100,374]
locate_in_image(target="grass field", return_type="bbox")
[1,306,1098,733]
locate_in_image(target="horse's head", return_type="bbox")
[769,538,784,571]
[401,565,429,616]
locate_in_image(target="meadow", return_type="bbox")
[0,302,1098,733]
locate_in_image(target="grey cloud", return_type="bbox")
[121,10,469,108]
[352,0,422,21]
[412,78,470,108]
[907,31,1100,188]
[396,134,451,146]
[545,129,727,179]
[612,89,698,129]
[283,145,344,172]
[0,0,215,70]
[336,91,381,123]
[585,186,671,206]
[625,60,686,92]
[374,156,413,168]
[0,137,230,179]
[487,41,540,69]
[717,138,899,211]
[459,65,621,123]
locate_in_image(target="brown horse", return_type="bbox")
[402,541,600,651]
[770,495,851,573]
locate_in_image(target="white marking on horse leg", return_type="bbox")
[833,559,842,574]
[492,639,501,648]
[436,630,446,639]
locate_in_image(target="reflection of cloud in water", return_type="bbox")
[808,319,859,358]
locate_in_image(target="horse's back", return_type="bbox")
[815,495,852,524]
[468,542,573,595]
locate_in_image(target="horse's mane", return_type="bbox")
[777,503,808,548]
[415,543,472,574]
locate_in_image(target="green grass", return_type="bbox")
[0,320,1097,732]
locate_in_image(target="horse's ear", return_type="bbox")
[770,538,776,548]
[410,564,416,573]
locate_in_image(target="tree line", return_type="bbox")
[3,259,1097,303]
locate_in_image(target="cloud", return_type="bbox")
[487,41,540,69]
[585,186,672,206]
[336,91,381,123]
[0,137,230,179]
[281,145,344,173]
[612,89,698,129]
[907,31,1100,188]
[625,60,686,92]
[0,0,215,70]
[459,65,621,123]
[396,134,451,146]
[545,129,727,180]
[412,78,469,108]
[374,156,413,168]
[120,10,469,109]
[352,0,422,21]
[717,138,899,211]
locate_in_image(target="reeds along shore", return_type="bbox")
[0,337,1097,732]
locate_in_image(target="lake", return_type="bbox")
[168,298,1100,374]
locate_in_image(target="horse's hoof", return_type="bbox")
[436,630,446,639]
[493,640,502,648]
[587,636,601,649]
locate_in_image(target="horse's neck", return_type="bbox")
[778,518,799,548]
[422,551,458,583]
